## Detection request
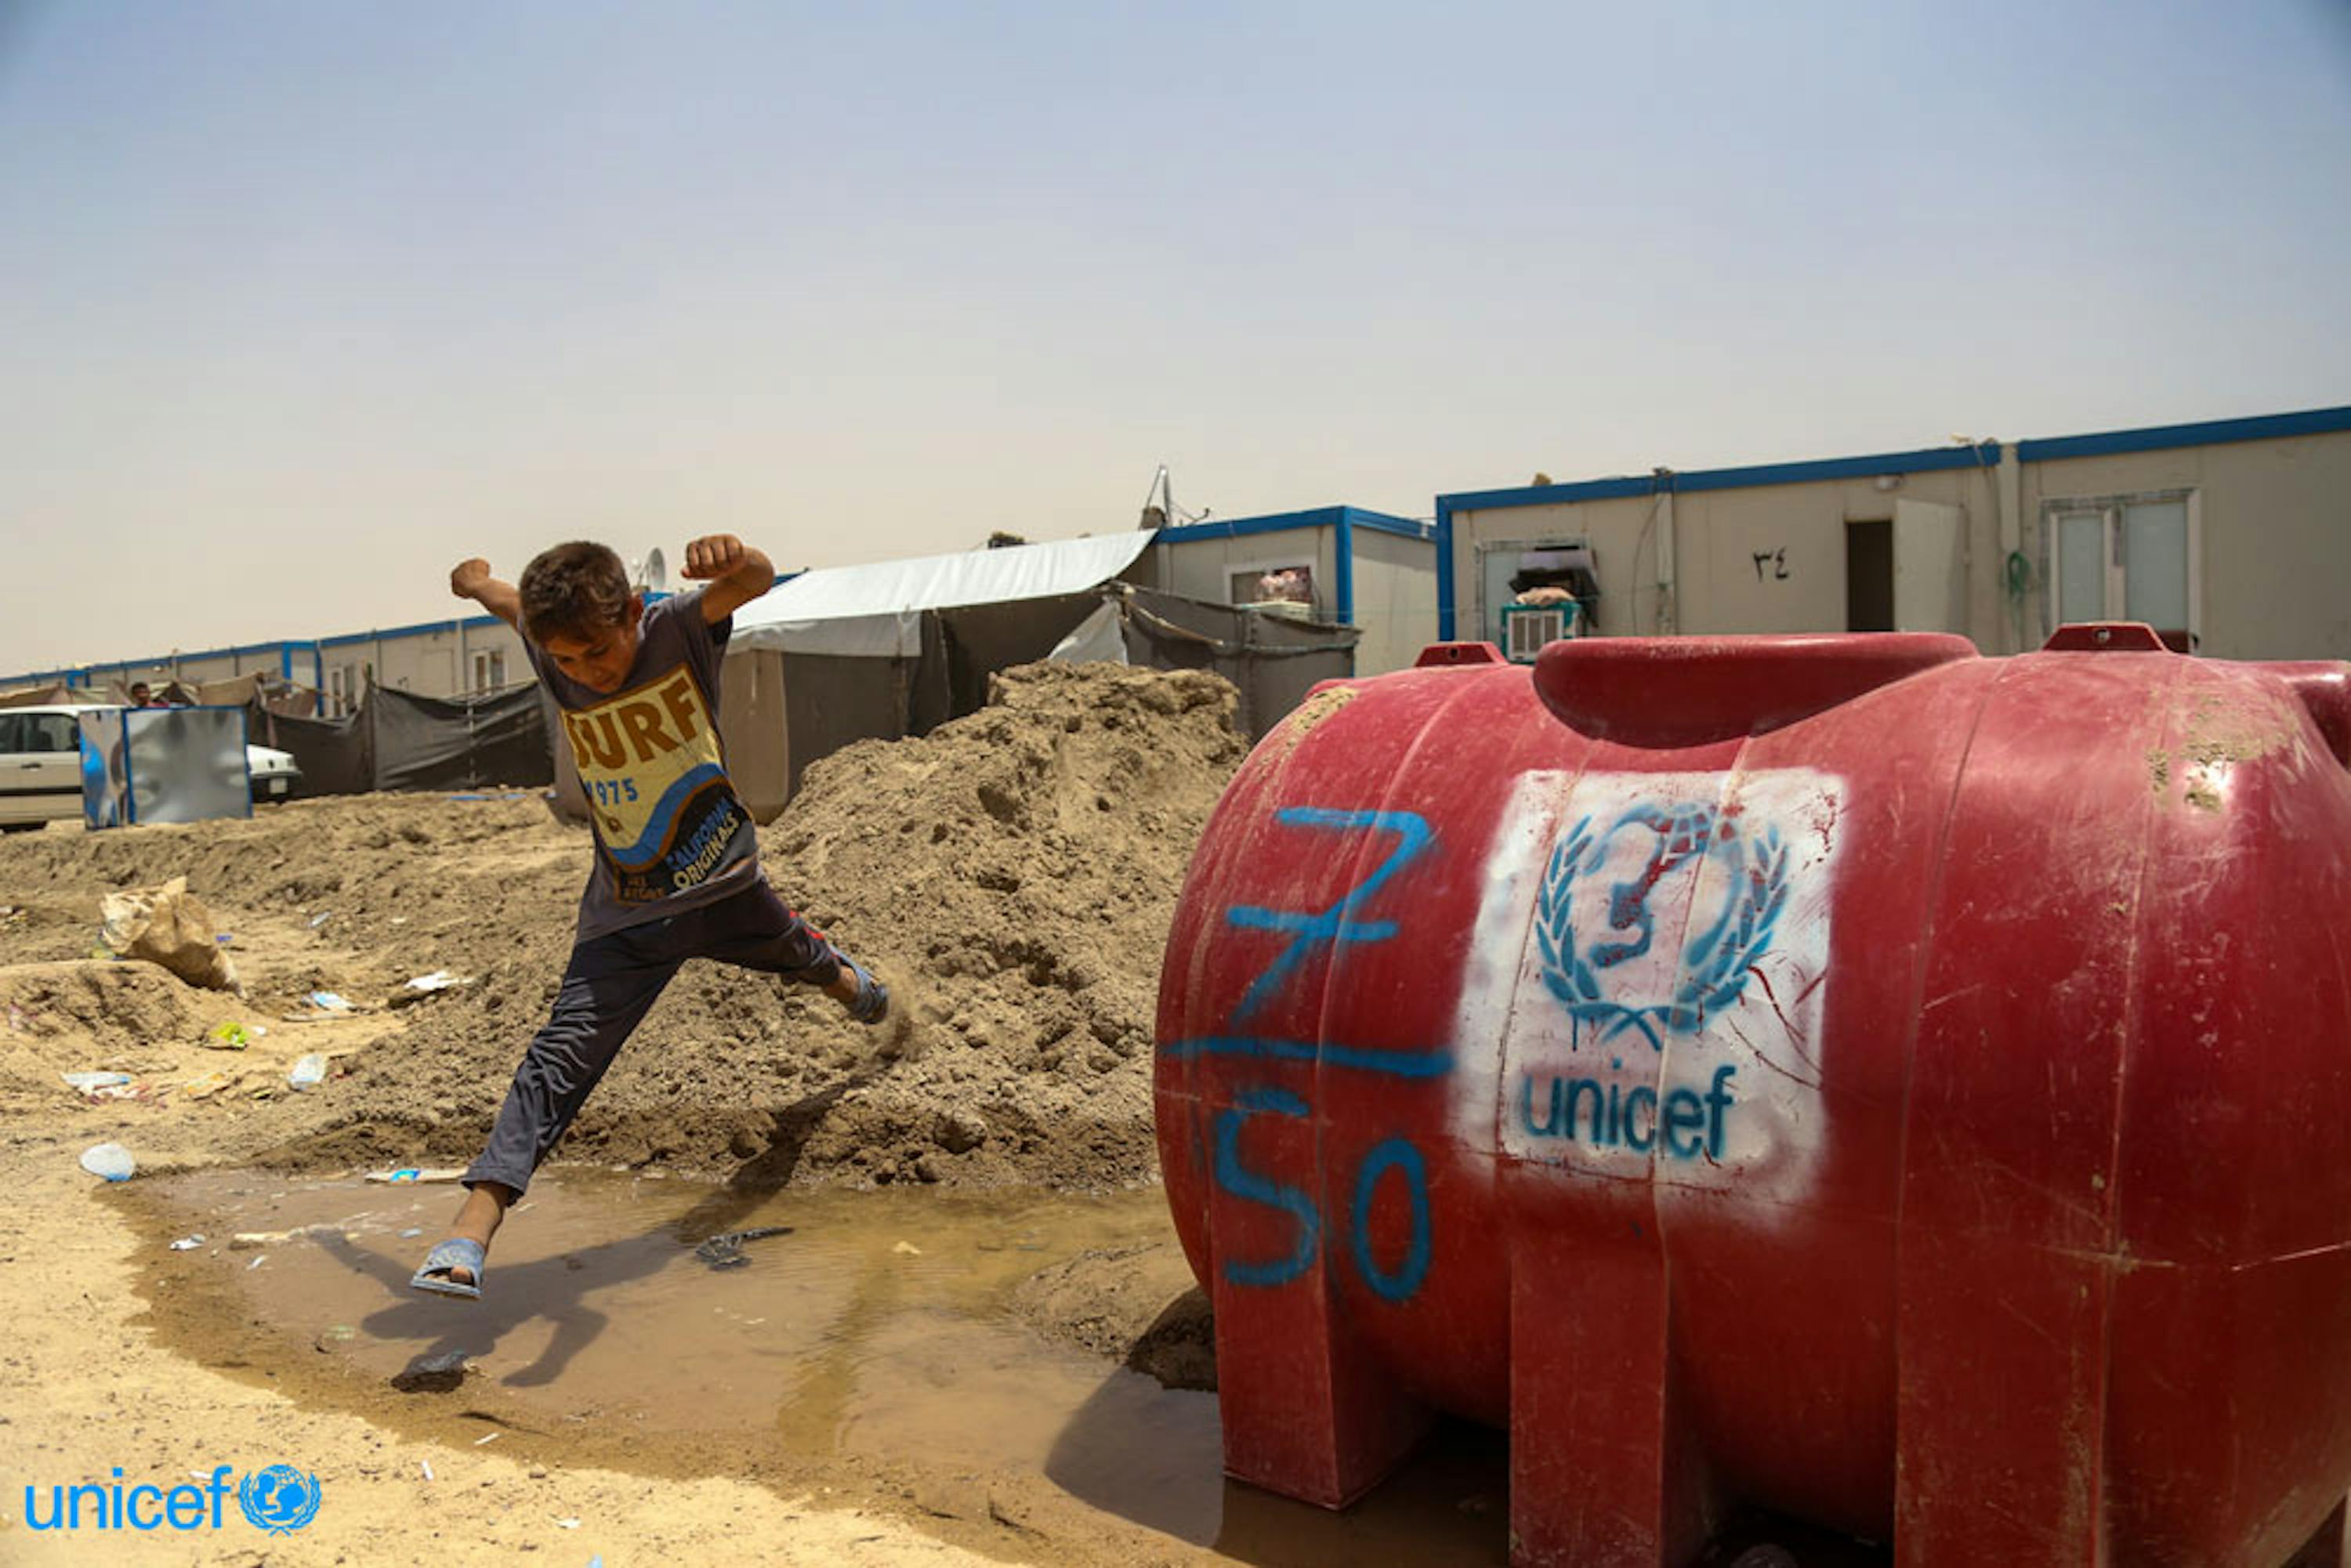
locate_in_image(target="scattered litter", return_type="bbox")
[7,1004,28,1031]
[308,911,332,929]
[555,1516,580,1528]
[79,1143,135,1182]
[230,1225,341,1248]
[168,1234,205,1251]
[305,991,353,1013]
[216,932,234,944]
[61,1071,133,1094]
[389,970,474,1010]
[368,1167,467,1184]
[415,1349,470,1374]
[694,1226,791,1269]
[400,1226,424,1238]
[288,1054,328,1090]
[181,1069,239,1101]
[247,1255,266,1270]
[318,1324,357,1342]
[473,1432,502,1447]
[207,1022,252,1051]
[892,1240,924,1257]
[420,1460,434,1482]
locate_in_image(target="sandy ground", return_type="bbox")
[0,1101,1016,1567]
[0,664,1244,1566]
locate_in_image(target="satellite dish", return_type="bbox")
[636,547,668,593]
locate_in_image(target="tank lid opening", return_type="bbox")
[2042,622,2172,653]
[1414,641,1507,668]
[1534,633,1978,748]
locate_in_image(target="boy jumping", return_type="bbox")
[411,534,887,1300]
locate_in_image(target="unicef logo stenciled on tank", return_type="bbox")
[236,1465,323,1534]
[1535,800,1791,1052]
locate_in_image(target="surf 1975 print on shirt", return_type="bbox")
[558,667,744,902]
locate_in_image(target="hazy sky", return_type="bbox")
[3,1,2347,675]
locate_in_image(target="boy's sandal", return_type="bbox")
[842,958,890,1027]
[410,1237,487,1301]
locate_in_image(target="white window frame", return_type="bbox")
[2041,488,2201,651]
[1226,558,1318,613]
[1477,535,1597,643]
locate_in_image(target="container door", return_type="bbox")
[1893,500,1967,635]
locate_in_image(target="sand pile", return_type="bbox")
[202,662,1250,1189]
[755,661,1248,1187]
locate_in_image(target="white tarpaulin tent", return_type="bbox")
[730,531,1157,657]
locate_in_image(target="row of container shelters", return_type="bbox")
[14,400,2344,704]
[2,506,1442,701]
[1436,404,2351,661]
[2,616,536,716]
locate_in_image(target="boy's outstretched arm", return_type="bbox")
[451,558,524,632]
[682,534,777,624]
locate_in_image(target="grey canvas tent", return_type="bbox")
[719,530,1358,813]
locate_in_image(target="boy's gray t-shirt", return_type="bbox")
[524,589,763,942]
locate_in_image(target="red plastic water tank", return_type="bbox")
[1154,627,2351,1566]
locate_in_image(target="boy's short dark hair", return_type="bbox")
[520,542,632,643]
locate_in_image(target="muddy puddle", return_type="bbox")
[125,1168,1538,1564]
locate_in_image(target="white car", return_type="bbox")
[0,704,302,831]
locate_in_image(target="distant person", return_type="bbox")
[127,682,160,708]
[411,535,893,1302]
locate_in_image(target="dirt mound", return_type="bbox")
[0,961,253,1091]
[256,662,1248,1190]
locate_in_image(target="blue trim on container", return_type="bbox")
[1157,507,1345,543]
[1335,512,1356,627]
[1675,443,2000,492]
[1346,509,1436,541]
[1435,444,2001,518]
[1156,505,1429,545]
[318,614,508,650]
[2016,405,2351,463]
[1439,476,1656,512]
[1436,498,1457,642]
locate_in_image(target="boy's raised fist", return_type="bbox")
[683,535,747,580]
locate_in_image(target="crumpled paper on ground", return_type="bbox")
[100,876,242,994]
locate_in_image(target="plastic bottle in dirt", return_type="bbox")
[80,1143,135,1182]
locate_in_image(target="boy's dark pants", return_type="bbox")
[463,882,839,1196]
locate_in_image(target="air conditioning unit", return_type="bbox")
[1502,603,1575,663]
